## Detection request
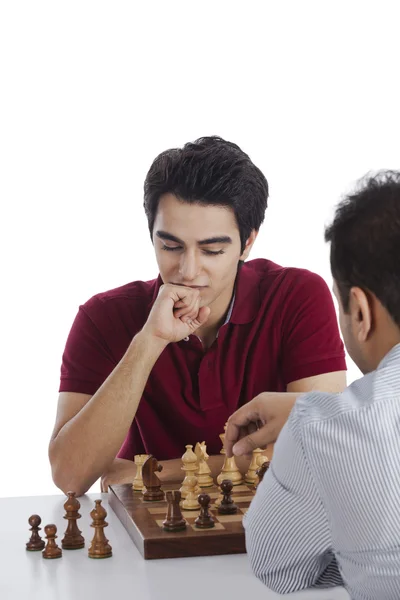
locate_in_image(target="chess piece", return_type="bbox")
[181,475,201,510]
[61,491,85,549]
[195,494,215,529]
[133,454,148,491]
[162,491,187,532]
[42,524,62,559]
[180,445,200,498]
[217,480,238,515]
[217,456,243,486]
[88,499,112,559]
[245,449,269,485]
[219,423,227,455]
[26,514,45,551]
[195,442,214,487]
[255,456,270,489]
[142,455,165,502]
[217,424,243,486]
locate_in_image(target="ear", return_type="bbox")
[240,230,258,261]
[349,287,373,342]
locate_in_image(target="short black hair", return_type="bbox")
[143,136,269,253]
[325,170,400,327]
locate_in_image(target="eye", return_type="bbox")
[203,249,225,256]
[161,244,181,252]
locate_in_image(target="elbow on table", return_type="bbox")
[251,563,300,595]
[48,446,92,498]
[247,545,300,595]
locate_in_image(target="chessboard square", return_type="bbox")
[181,510,200,518]
[190,522,225,532]
[208,492,220,499]
[233,495,254,503]
[147,507,169,515]
[241,507,249,514]
[233,485,252,492]
[216,514,244,523]
[156,519,168,527]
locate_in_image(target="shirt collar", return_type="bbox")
[229,261,261,325]
[377,342,400,371]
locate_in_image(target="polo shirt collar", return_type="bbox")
[229,262,261,325]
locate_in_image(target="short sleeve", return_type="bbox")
[280,270,346,384]
[59,299,117,395]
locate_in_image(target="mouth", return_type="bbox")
[171,283,208,290]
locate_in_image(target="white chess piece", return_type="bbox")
[180,445,200,498]
[195,442,213,487]
[181,475,201,510]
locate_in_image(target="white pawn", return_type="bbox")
[180,445,200,499]
[181,475,201,511]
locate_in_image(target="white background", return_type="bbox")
[1,1,399,498]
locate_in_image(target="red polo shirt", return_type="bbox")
[59,259,346,460]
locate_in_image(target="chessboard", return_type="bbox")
[108,481,256,560]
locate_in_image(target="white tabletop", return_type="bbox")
[1,494,350,600]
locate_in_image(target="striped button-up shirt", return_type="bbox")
[245,343,400,599]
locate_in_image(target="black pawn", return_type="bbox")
[26,514,45,551]
[195,494,215,529]
[217,480,238,515]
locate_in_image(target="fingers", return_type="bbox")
[231,425,275,457]
[173,295,200,322]
[194,306,211,326]
[224,404,263,457]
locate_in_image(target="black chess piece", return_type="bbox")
[255,460,270,488]
[217,479,238,515]
[195,493,215,529]
[42,524,62,559]
[88,500,112,559]
[163,491,187,532]
[26,514,45,551]
[142,455,165,502]
[61,491,85,549]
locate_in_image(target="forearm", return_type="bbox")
[50,331,167,495]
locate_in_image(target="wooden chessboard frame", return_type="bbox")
[108,481,255,560]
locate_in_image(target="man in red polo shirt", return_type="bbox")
[49,136,346,496]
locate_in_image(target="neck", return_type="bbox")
[367,312,400,370]
[196,284,235,348]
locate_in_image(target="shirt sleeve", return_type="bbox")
[280,270,346,384]
[59,299,117,395]
[244,405,343,594]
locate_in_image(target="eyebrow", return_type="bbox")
[155,231,233,246]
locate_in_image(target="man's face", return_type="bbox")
[152,194,251,311]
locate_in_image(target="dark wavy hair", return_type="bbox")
[143,136,269,253]
[325,170,400,326]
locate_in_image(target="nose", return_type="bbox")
[178,250,200,282]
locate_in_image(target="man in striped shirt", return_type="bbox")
[225,171,400,599]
